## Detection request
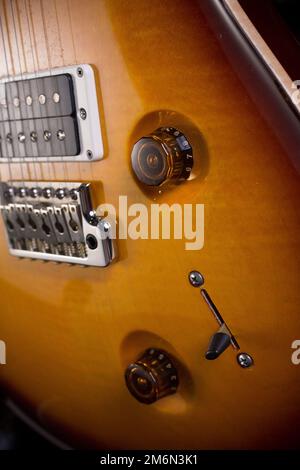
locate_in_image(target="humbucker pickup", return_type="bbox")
[0,64,103,162]
[0,182,116,267]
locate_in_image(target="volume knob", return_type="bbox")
[125,348,179,404]
[131,127,193,187]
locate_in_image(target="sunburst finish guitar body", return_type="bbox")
[0,0,299,449]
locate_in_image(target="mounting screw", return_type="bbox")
[70,189,78,201]
[100,219,111,233]
[76,67,84,78]
[56,188,66,199]
[188,270,204,287]
[79,107,87,120]
[237,353,254,368]
[86,150,93,160]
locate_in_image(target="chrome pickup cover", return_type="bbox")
[0,64,103,162]
[0,182,116,267]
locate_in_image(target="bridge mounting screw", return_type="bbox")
[76,67,84,77]
[237,353,254,368]
[79,108,87,120]
[188,270,204,287]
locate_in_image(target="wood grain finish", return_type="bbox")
[0,0,299,449]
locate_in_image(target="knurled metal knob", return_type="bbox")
[131,127,193,187]
[125,348,179,404]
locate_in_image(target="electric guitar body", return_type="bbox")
[0,0,299,449]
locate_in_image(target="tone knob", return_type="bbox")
[131,127,193,187]
[125,348,179,404]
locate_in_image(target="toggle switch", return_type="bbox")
[205,324,231,360]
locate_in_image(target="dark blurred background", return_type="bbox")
[0,399,55,449]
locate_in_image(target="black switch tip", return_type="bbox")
[205,332,231,360]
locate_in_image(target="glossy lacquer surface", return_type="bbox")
[0,0,299,449]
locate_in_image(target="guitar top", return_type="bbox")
[0,0,299,450]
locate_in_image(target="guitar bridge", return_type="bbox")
[0,181,116,267]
